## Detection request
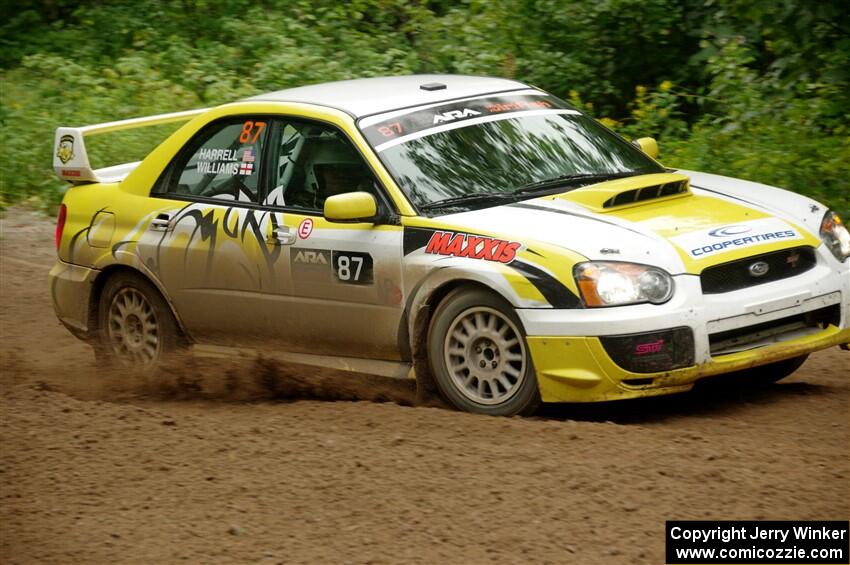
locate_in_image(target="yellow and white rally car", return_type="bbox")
[50,75,850,415]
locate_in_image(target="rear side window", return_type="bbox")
[158,118,269,203]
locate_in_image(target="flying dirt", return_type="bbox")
[1,208,848,564]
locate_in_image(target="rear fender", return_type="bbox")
[88,264,192,343]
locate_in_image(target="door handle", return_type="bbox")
[269,226,296,245]
[150,213,173,232]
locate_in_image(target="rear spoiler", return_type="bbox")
[53,108,208,184]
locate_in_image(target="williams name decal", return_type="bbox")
[425,231,520,263]
[196,147,255,176]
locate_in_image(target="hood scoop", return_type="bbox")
[556,172,691,213]
[603,178,687,208]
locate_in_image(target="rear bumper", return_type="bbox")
[48,259,99,340]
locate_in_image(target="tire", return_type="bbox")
[739,354,809,385]
[96,271,181,370]
[427,286,540,416]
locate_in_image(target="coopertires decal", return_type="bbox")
[670,218,803,258]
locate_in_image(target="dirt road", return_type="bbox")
[1,208,848,564]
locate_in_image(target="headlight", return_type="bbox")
[574,262,674,307]
[820,211,850,262]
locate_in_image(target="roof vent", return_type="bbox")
[420,82,447,91]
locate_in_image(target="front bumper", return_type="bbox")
[518,250,850,402]
[527,325,849,402]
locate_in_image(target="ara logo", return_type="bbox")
[425,231,520,263]
[432,108,482,124]
[293,249,329,265]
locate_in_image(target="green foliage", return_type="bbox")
[1,0,847,216]
[616,35,850,217]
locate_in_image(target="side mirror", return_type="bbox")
[633,137,659,159]
[323,192,378,223]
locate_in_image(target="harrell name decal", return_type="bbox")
[425,231,521,263]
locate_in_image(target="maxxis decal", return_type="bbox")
[403,227,580,309]
[425,230,520,263]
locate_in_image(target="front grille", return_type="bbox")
[709,304,840,355]
[700,246,816,294]
[600,327,695,374]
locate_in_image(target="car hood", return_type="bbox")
[429,172,821,275]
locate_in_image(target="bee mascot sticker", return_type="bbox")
[57,134,75,164]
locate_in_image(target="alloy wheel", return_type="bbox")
[443,306,528,405]
[106,287,160,366]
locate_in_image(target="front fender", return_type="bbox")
[405,263,531,341]
[682,169,827,237]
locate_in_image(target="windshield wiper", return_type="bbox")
[512,171,645,196]
[420,192,517,211]
[419,171,648,211]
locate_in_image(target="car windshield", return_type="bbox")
[359,92,664,212]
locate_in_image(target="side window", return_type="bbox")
[161,118,269,203]
[264,120,376,211]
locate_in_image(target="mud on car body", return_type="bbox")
[50,75,850,416]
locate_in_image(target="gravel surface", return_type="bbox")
[1,208,848,564]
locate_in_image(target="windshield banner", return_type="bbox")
[360,93,574,147]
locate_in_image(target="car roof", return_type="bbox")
[245,74,531,119]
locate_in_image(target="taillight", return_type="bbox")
[55,204,67,252]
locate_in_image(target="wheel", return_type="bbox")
[427,286,540,416]
[739,354,809,384]
[97,271,181,370]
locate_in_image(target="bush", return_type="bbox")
[1,0,847,217]
[608,38,849,217]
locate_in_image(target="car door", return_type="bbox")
[260,118,406,361]
[135,115,294,347]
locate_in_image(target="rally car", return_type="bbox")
[50,75,850,415]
